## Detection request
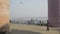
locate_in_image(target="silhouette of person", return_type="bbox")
[47,20,49,31]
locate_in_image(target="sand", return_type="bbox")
[9,23,59,34]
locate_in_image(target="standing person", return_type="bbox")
[39,20,41,25]
[47,20,49,31]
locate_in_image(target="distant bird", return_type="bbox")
[20,1,23,4]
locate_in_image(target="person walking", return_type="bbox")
[47,20,49,31]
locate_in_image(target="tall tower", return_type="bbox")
[0,0,9,27]
[48,0,60,27]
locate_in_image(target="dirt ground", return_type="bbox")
[9,23,60,34]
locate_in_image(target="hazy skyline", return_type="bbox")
[10,0,48,18]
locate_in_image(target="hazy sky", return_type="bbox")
[10,0,48,18]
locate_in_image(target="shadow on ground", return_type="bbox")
[8,29,42,34]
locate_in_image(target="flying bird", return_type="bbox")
[20,1,23,4]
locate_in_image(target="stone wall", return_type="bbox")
[48,0,60,27]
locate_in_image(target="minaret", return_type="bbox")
[0,0,9,27]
